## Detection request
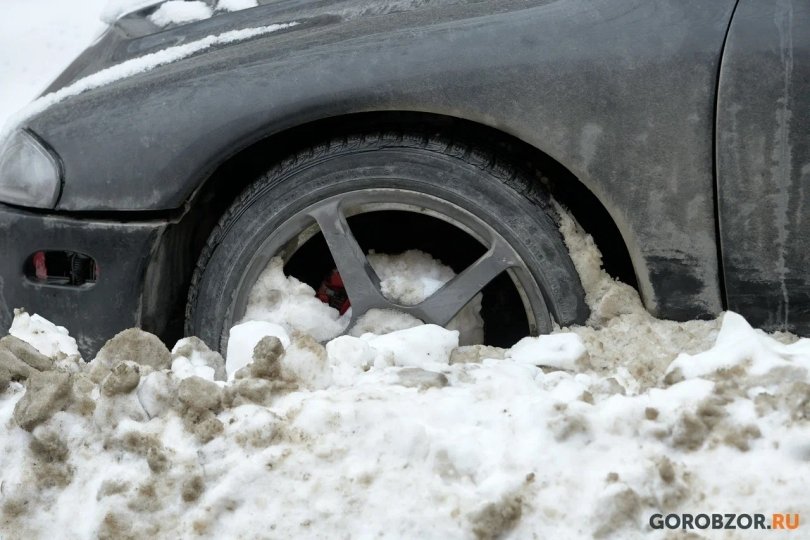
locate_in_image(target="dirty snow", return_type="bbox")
[2,210,808,538]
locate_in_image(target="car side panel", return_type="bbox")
[28,0,736,320]
[716,0,810,333]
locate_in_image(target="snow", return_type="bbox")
[667,311,810,379]
[369,250,485,344]
[103,0,259,25]
[361,324,459,368]
[216,0,258,11]
[242,258,349,343]
[9,310,80,360]
[225,320,290,379]
[149,0,213,27]
[243,250,484,345]
[170,337,227,382]
[370,249,459,305]
[507,333,589,371]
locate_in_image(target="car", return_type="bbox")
[0,0,807,358]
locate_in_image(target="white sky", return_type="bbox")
[0,0,108,126]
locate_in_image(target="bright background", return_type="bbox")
[0,0,108,126]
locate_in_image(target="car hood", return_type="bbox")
[44,0,479,94]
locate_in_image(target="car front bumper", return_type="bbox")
[0,203,169,358]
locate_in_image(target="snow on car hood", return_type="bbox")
[1,208,808,538]
[102,0,259,27]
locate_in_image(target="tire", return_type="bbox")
[186,131,588,353]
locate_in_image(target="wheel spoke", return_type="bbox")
[309,200,388,318]
[416,238,519,326]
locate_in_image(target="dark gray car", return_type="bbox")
[0,0,807,356]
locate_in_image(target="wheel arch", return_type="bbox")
[145,111,642,343]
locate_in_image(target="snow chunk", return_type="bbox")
[554,205,722,390]
[94,328,171,370]
[226,320,290,379]
[369,250,456,306]
[369,250,484,345]
[507,333,589,371]
[171,336,226,381]
[136,371,176,418]
[362,324,459,368]
[326,335,377,385]
[280,335,332,390]
[171,355,215,381]
[9,311,79,360]
[216,0,258,11]
[149,0,213,26]
[667,311,810,380]
[243,257,348,342]
[349,309,423,337]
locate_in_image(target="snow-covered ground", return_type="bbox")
[1,3,807,540]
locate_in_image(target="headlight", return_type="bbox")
[0,130,62,209]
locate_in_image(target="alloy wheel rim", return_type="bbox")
[226,188,551,345]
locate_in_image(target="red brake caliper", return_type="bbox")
[316,269,351,315]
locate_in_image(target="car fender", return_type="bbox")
[25,0,736,319]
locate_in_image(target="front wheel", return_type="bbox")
[186,132,588,352]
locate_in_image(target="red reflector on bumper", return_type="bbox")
[33,251,47,281]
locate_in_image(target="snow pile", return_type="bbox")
[556,208,723,391]
[1,212,808,538]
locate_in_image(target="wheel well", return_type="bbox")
[151,112,638,344]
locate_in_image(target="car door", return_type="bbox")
[716,0,810,333]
